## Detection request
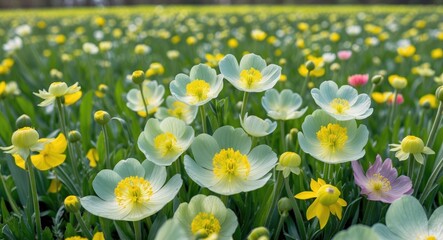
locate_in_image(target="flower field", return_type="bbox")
[1,5,443,240]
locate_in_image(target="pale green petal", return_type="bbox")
[422,147,435,155]
[337,85,358,102]
[240,113,276,137]
[333,225,381,240]
[219,210,239,238]
[150,175,182,205]
[239,53,266,71]
[187,194,207,217]
[113,158,145,179]
[202,195,227,223]
[92,170,122,201]
[160,117,187,138]
[372,224,403,240]
[142,160,166,192]
[213,126,251,154]
[170,74,191,101]
[155,219,188,240]
[413,153,424,164]
[219,54,240,83]
[191,134,220,170]
[386,196,428,239]
[80,196,129,220]
[247,145,277,180]
[173,202,194,237]
[184,155,219,187]
[189,64,217,85]
[256,64,281,90]
[261,89,280,112]
[429,205,443,238]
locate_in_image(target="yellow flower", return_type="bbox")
[251,29,267,41]
[297,22,309,32]
[92,232,105,240]
[298,56,325,78]
[397,45,416,58]
[388,75,407,90]
[94,16,106,27]
[34,82,81,107]
[186,36,197,45]
[95,84,108,98]
[65,236,87,240]
[48,178,62,193]
[171,35,181,44]
[296,39,305,48]
[86,148,99,168]
[146,62,165,78]
[0,81,5,96]
[227,38,238,48]
[1,127,43,160]
[31,133,67,171]
[431,48,443,59]
[329,32,340,42]
[295,178,347,229]
[419,94,438,108]
[64,91,82,106]
[54,34,66,45]
[205,53,224,67]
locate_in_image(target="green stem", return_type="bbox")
[133,221,142,240]
[265,172,284,227]
[300,71,311,97]
[221,195,229,206]
[323,163,330,182]
[0,167,20,215]
[138,83,149,118]
[274,212,288,240]
[102,125,111,169]
[74,212,93,239]
[408,157,414,180]
[240,91,249,119]
[279,121,286,153]
[27,158,42,240]
[388,90,399,129]
[199,105,207,133]
[362,200,376,225]
[369,83,376,96]
[426,102,443,148]
[284,177,306,240]
[419,156,443,204]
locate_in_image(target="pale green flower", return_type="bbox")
[389,135,434,164]
[170,64,223,106]
[138,117,194,166]
[333,225,380,240]
[261,89,307,120]
[155,96,198,124]
[372,196,443,240]
[80,158,182,221]
[219,53,281,92]
[298,110,369,163]
[311,80,373,121]
[34,82,81,107]
[155,219,188,240]
[173,195,238,239]
[126,80,165,116]
[240,113,277,137]
[184,126,277,195]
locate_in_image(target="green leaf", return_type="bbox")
[0,113,12,145]
[14,96,35,122]
[80,91,94,150]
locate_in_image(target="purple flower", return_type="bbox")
[351,155,413,203]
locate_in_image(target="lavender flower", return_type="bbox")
[351,155,413,203]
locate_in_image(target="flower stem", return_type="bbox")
[274,212,288,240]
[74,212,93,239]
[133,221,142,240]
[26,158,42,240]
[284,177,306,240]
[138,83,149,118]
[279,121,286,153]
[388,89,399,129]
[408,157,414,179]
[265,172,283,227]
[0,166,20,215]
[300,71,311,97]
[240,91,249,119]
[199,105,207,133]
[102,125,111,169]
[419,156,443,204]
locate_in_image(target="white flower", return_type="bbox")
[126,80,165,116]
[34,82,81,107]
[3,37,23,54]
[240,113,276,137]
[311,80,373,121]
[346,25,362,36]
[155,96,198,124]
[82,42,99,55]
[322,53,336,63]
[15,24,32,36]
[261,89,307,121]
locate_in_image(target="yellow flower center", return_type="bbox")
[48,81,68,97]
[425,236,436,240]
[12,127,39,148]
[330,98,350,114]
[186,80,210,103]
[114,176,153,207]
[317,184,341,206]
[168,101,189,119]
[369,173,392,193]
[191,212,221,236]
[316,124,348,153]
[240,68,262,89]
[213,148,250,182]
[154,132,180,157]
[401,135,424,154]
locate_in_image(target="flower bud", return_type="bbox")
[279,152,301,168]
[247,227,270,240]
[94,110,110,125]
[400,135,424,154]
[388,75,407,90]
[371,75,383,85]
[64,195,80,213]
[436,86,443,102]
[131,70,145,85]
[317,185,341,206]
[330,63,340,71]
[12,127,39,149]
[48,82,68,97]
[68,130,81,142]
[16,114,32,128]
[278,197,292,214]
[305,60,315,71]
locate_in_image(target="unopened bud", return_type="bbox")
[94,110,110,125]
[16,114,32,128]
[436,86,443,102]
[305,60,315,71]
[68,130,81,142]
[371,75,383,85]
[247,227,270,240]
[278,197,292,214]
[64,195,80,213]
[132,70,145,84]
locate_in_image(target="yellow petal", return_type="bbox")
[31,154,52,171]
[330,203,343,220]
[87,148,98,168]
[64,91,82,106]
[295,191,317,200]
[50,134,67,153]
[13,154,26,170]
[337,198,347,207]
[0,81,5,96]
[317,204,330,229]
[306,199,319,220]
[317,178,326,186]
[48,179,62,193]
[310,179,321,192]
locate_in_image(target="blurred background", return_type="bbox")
[0,0,440,8]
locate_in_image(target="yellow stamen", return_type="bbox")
[154,132,180,157]
[186,80,210,103]
[213,148,250,182]
[369,173,392,193]
[191,212,221,236]
[316,123,348,153]
[168,101,189,119]
[330,98,350,114]
[114,176,153,207]
[426,236,436,240]
[240,68,262,89]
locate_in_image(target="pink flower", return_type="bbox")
[352,155,413,203]
[387,93,404,105]
[348,74,369,87]
[337,50,352,60]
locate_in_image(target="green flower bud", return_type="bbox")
[64,195,80,213]
[94,110,111,125]
[436,86,443,102]
[16,114,32,128]
[305,60,315,71]
[371,75,383,85]
[132,70,145,84]
[68,130,82,142]
[278,197,292,214]
[247,227,270,240]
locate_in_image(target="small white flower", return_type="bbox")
[240,113,277,137]
[261,89,307,121]
[82,42,99,55]
[3,37,23,54]
[15,24,32,37]
[322,53,336,63]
